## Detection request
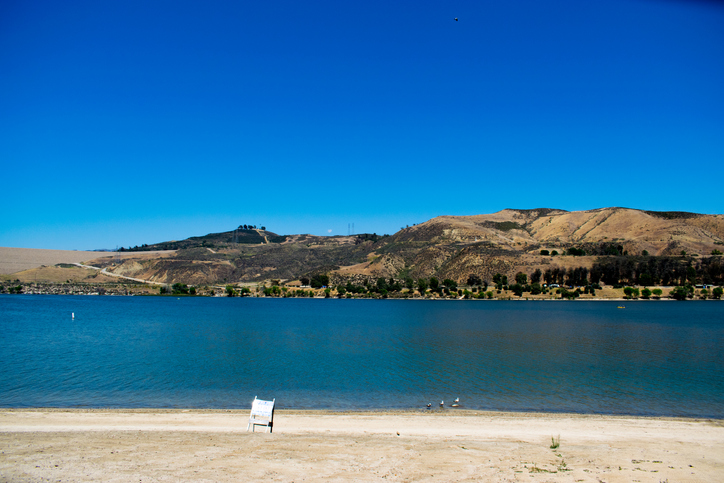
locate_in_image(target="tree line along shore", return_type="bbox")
[3,251,722,300]
[2,276,721,301]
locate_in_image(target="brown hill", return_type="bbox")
[0,247,173,275]
[392,207,724,255]
[6,208,721,287]
[99,207,724,285]
[359,207,724,284]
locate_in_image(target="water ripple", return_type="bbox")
[1,296,722,416]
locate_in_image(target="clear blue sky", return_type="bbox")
[2,0,723,250]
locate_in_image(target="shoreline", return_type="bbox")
[3,406,722,420]
[2,408,722,482]
[2,291,715,301]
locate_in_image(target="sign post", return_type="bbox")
[247,396,275,433]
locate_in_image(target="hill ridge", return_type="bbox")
[5,207,722,286]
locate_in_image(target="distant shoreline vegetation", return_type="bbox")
[3,276,721,301]
[3,252,723,300]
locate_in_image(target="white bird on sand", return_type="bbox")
[440,400,444,407]
[426,403,432,409]
[451,397,460,407]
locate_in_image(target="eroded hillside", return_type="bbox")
[82,207,724,286]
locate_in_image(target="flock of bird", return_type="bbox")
[427,397,460,409]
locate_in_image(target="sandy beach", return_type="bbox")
[1,409,722,482]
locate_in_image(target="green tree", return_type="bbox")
[712,287,723,299]
[623,287,639,299]
[443,279,457,291]
[405,277,414,290]
[540,249,549,255]
[686,266,697,283]
[551,250,558,256]
[492,274,508,288]
[376,277,388,292]
[467,274,482,286]
[172,283,189,295]
[225,285,237,297]
[642,250,649,256]
[639,273,653,286]
[417,278,428,296]
[515,272,527,285]
[510,283,525,296]
[670,286,689,300]
[652,288,663,299]
[641,287,651,299]
[189,286,196,295]
[311,274,329,289]
[429,277,439,291]
[712,249,723,256]
[531,269,542,284]
[300,276,310,286]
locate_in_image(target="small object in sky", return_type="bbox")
[454,17,458,21]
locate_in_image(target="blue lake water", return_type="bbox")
[1,295,722,417]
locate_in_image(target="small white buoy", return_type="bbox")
[72,312,75,320]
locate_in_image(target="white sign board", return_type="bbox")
[251,399,274,419]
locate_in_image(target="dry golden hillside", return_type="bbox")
[3,208,722,286]
[331,207,724,285]
[394,207,724,256]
